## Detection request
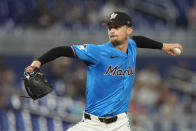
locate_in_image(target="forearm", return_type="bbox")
[132,36,163,49]
[31,46,74,67]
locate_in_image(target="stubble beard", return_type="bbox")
[110,36,128,47]
[110,39,121,47]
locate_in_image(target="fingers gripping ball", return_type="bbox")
[173,48,181,56]
[23,66,53,100]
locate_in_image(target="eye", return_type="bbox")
[108,26,112,30]
[108,25,120,30]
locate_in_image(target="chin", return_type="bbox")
[111,41,118,45]
[110,38,118,43]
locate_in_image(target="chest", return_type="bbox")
[98,51,136,77]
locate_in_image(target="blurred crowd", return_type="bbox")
[130,63,196,131]
[0,55,196,131]
[0,0,196,30]
[0,57,86,131]
[0,0,196,131]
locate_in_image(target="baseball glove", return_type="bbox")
[23,66,53,100]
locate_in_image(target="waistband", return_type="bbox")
[83,112,127,124]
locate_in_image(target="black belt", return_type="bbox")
[84,113,118,124]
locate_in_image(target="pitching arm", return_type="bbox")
[132,36,183,56]
[132,36,163,49]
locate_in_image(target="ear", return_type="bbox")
[127,27,133,36]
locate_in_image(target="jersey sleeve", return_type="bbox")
[71,44,99,65]
[129,38,137,56]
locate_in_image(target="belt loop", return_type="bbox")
[84,113,91,120]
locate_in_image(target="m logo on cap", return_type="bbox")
[110,13,117,20]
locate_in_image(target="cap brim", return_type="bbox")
[102,20,124,27]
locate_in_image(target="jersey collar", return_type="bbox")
[106,41,129,57]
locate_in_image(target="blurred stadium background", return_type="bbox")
[0,0,196,131]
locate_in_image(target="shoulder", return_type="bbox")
[87,44,103,51]
[128,38,137,47]
[73,42,110,52]
[73,44,97,50]
[89,42,110,50]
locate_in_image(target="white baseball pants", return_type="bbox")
[67,112,131,131]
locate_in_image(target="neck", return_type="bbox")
[112,39,129,53]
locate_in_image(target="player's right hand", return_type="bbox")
[162,43,183,56]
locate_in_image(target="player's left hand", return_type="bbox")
[23,66,54,100]
[162,43,183,56]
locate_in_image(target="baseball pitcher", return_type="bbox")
[24,11,183,131]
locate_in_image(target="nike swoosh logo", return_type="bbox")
[110,56,118,58]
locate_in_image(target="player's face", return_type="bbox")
[107,23,132,44]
